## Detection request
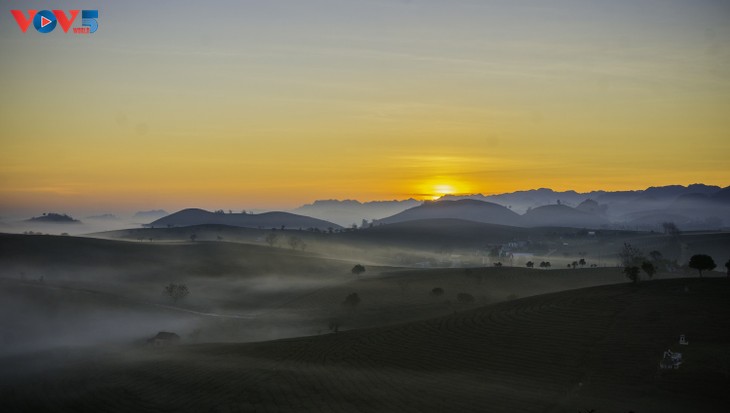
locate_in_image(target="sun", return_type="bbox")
[432,184,456,200]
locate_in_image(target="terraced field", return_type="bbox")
[2,278,728,412]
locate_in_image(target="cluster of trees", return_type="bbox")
[525,261,552,268]
[619,243,656,283]
[620,243,726,282]
[163,283,189,304]
[264,232,307,250]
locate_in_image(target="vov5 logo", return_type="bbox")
[11,10,99,34]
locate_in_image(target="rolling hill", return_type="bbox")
[375,199,522,227]
[149,208,341,231]
[2,278,728,412]
[522,204,609,228]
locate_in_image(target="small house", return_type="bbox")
[659,349,682,369]
[148,331,180,347]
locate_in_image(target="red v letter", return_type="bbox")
[10,10,37,33]
[53,10,79,33]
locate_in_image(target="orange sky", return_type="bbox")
[1,1,729,214]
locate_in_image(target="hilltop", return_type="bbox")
[148,208,341,231]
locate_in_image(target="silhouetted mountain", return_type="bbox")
[375,199,522,226]
[296,184,728,230]
[522,204,609,228]
[575,199,606,215]
[26,213,80,223]
[149,208,341,230]
[294,199,421,227]
[441,188,588,213]
[712,186,730,202]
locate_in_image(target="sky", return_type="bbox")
[1,0,729,215]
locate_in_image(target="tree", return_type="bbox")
[640,261,656,279]
[578,258,586,267]
[571,261,578,269]
[351,264,366,275]
[457,292,475,306]
[189,233,197,242]
[288,235,302,250]
[649,250,663,262]
[688,254,716,278]
[328,320,340,333]
[430,287,445,297]
[493,262,503,267]
[264,232,279,247]
[725,259,730,277]
[624,266,640,284]
[343,293,361,310]
[526,261,534,268]
[163,283,189,304]
[662,221,680,235]
[619,243,644,269]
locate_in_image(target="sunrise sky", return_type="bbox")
[1,0,729,214]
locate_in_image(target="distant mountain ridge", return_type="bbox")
[297,184,730,230]
[149,208,341,231]
[293,199,421,227]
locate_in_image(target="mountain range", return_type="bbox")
[295,184,730,230]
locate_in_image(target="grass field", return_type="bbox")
[1,278,728,412]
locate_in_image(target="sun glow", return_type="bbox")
[432,184,456,200]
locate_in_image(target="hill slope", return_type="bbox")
[522,204,609,228]
[375,199,522,226]
[149,208,341,230]
[2,278,728,412]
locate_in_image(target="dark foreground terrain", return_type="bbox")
[2,278,728,413]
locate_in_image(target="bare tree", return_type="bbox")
[288,235,302,250]
[265,232,279,247]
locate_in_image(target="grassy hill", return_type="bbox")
[1,278,728,412]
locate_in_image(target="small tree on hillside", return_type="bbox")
[624,266,640,284]
[164,283,189,304]
[619,243,644,268]
[343,293,361,311]
[288,235,302,250]
[579,258,586,267]
[493,262,503,267]
[457,292,475,306]
[662,221,680,235]
[649,250,663,262]
[351,264,366,275]
[264,232,279,247]
[189,233,197,242]
[526,261,534,268]
[619,243,645,283]
[641,261,656,279]
[688,254,716,278]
